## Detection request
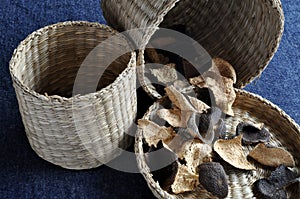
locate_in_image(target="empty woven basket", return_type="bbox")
[102,0,284,98]
[9,21,137,169]
[135,89,300,199]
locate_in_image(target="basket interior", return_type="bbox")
[136,90,300,199]
[153,0,283,88]
[12,23,132,98]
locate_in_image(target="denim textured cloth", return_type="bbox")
[0,0,299,198]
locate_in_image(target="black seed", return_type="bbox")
[146,141,179,191]
[198,162,229,198]
[253,165,298,199]
[236,122,270,144]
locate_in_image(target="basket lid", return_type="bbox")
[101,0,284,90]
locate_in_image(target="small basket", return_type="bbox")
[9,21,137,169]
[135,89,300,199]
[102,0,284,97]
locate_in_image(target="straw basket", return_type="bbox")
[9,21,137,169]
[135,89,300,199]
[102,0,284,98]
[101,0,299,198]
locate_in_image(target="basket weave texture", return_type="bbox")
[9,21,137,169]
[135,89,300,199]
[102,0,284,97]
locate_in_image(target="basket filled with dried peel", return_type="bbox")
[135,58,299,198]
[101,0,299,198]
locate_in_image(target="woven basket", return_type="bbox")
[102,0,284,98]
[135,89,300,199]
[101,1,299,198]
[9,21,137,170]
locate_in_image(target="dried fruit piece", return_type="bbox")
[213,135,255,170]
[189,75,206,88]
[138,119,176,147]
[253,165,298,199]
[236,122,270,144]
[167,133,192,157]
[171,164,199,194]
[146,141,179,191]
[165,86,197,112]
[190,73,236,116]
[204,74,236,116]
[172,80,192,93]
[249,143,295,167]
[175,139,212,173]
[150,63,178,84]
[157,108,184,127]
[184,141,212,173]
[212,57,237,83]
[187,107,224,144]
[198,162,229,198]
[187,112,216,144]
[187,96,210,114]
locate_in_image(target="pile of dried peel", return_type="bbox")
[138,58,298,198]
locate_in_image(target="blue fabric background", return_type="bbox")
[0,0,298,198]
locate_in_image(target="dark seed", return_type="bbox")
[198,162,229,198]
[236,122,270,144]
[146,141,179,191]
[253,165,298,199]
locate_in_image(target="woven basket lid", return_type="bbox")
[101,0,284,89]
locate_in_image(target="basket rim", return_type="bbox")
[134,88,300,199]
[9,21,136,104]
